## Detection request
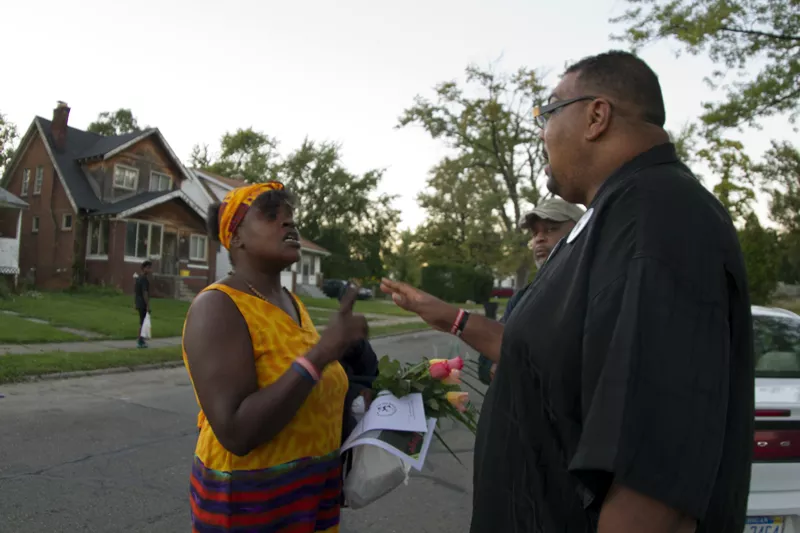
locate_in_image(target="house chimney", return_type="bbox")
[51,101,70,151]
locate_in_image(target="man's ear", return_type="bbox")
[585,98,612,142]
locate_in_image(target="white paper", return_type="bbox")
[341,418,438,471]
[756,385,800,405]
[359,392,428,434]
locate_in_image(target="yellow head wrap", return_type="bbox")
[217,181,285,250]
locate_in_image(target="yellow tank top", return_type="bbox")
[182,283,348,472]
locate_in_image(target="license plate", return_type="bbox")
[745,516,785,533]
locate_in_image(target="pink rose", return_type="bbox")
[429,359,451,380]
[443,369,462,385]
[446,391,469,413]
[447,356,464,371]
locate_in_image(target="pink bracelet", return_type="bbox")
[450,309,465,335]
[295,357,321,382]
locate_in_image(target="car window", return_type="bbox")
[754,314,800,378]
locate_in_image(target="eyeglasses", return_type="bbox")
[532,96,597,129]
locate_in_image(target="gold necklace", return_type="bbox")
[243,280,269,302]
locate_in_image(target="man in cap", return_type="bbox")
[380,196,584,371]
[479,197,585,383]
[524,196,586,269]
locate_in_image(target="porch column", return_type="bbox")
[14,209,22,288]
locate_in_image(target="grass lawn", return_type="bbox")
[0,346,183,384]
[0,319,428,384]
[0,314,84,343]
[0,292,189,339]
[299,296,415,317]
[370,321,429,337]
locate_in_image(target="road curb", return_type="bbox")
[23,360,186,383]
[10,328,434,384]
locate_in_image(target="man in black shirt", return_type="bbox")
[384,51,754,533]
[134,260,152,348]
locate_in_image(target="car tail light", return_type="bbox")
[754,430,800,461]
[755,409,791,418]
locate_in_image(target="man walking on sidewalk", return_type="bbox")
[134,260,152,348]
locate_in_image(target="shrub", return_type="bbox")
[420,263,494,303]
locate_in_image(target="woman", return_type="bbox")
[182,181,367,532]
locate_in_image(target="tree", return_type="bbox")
[415,158,506,272]
[399,64,551,288]
[698,136,755,224]
[612,0,800,131]
[756,140,800,283]
[0,111,18,177]
[738,214,780,304]
[87,109,143,136]
[758,140,800,232]
[385,230,422,286]
[190,128,280,183]
[279,139,399,284]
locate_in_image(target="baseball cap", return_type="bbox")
[520,197,585,228]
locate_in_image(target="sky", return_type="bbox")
[2,0,794,229]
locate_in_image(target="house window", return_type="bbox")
[189,234,208,261]
[88,220,109,256]
[62,214,73,231]
[21,169,30,196]
[31,216,40,233]
[113,165,139,191]
[125,221,162,259]
[33,166,44,195]
[149,172,172,192]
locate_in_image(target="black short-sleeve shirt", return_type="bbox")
[134,275,150,310]
[471,144,754,533]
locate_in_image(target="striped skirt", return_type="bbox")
[190,451,342,532]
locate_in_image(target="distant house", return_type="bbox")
[0,102,216,299]
[184,169,330,293]
[0,187,29,287]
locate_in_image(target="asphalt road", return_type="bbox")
[0,331,482,533]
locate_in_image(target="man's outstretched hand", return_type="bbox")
[379,278,457,332]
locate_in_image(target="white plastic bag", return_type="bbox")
[141,313,152,339]
[343,445,409,509]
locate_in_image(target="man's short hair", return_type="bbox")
[141,260,152,270]
[565,50,666,128]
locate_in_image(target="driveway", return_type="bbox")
[0,331,480,533]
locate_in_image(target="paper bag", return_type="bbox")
[141,313,152,339]
[343,444,408,509]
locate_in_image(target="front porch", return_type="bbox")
[0,188,29,287]
[82,194,215,298]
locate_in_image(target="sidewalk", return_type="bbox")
[0,315,426,356]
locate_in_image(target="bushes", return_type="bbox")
[420,262,494,303]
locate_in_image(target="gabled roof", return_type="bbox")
[90,189,204,220]
[299,237,330,256]
[1,114,213,213]
[0,187,28,209]
[35,117,106,211]
[91,190,173,216]
[191,168,248,198]
[76,130,147,161]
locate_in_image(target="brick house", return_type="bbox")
[0,102,216,299]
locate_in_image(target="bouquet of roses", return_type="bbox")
[370,353,482,464]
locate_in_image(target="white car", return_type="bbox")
[747,305,800,533]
